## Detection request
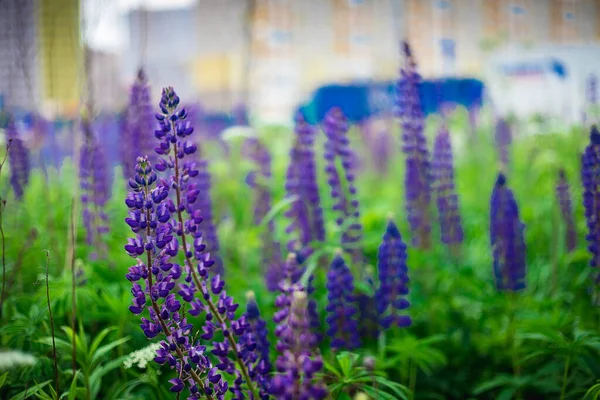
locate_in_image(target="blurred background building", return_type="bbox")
[1,0,599,122]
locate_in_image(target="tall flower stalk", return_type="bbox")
[271,254,327,399]
[122,68,155,178]
[325,253,360,350]
[432,126,463,249]
[396,42,432,249]
[582,125,600,293]
[322,108,364,266]
[555,169,577,252]
[285,112,325,262]
[79,117,111,257]
[6,118,30,200]
[125,87,262,398]
[489,173,527,292]
[376,220,411,329]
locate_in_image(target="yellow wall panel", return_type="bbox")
[39,0,81,112]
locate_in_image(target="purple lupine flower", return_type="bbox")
[284,112,325,260]
[432,126,463,246]
[372,128,393,174]
[241,291,271,396]
[376,220,411,329]
[396,42,432,249]
[325,254,360,350]
[582,126,600,275]
[6,119,30,200]
[489,173,527,291]
[79,117,111,253]
[556,169,577,252]
[271,288,327,399]
[125,87,263,398]
[232,103,250,126]
[495,118,512,167]
[322,108,364,264]
[192,154,223,276]
[122,69,155,178]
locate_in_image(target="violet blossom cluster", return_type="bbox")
[432,126,464,246]
[375,221,411,329]
[325,254,360,350]
[396,42,432,249]
[271,254,327,399]
[241,291,271,394]
[193,153,223,276]
[489,173,527,291]
[79,117,111,252]
[125,87,264,399]
[556,169,577,252]
[122,69,155,178]
[322,108,364,264]
[6,118,30,200]
[284,112,325,262]
[582,126,600,275]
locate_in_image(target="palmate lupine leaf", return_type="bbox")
[322,352,409,400]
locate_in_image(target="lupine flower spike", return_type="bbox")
[325,252,360,350]
[80,117,111,256]
[555,169,577,252]
[272,286,327,399]
[122,68,155,178]
[376,219,411,329]
[323,108,364,265]
[489,173,527,291]
[125,87,263,399]
[432,126,464,248]
[285,112,325,262]
[396,41,432,249]
[582,126,600,287]
[6,118,30,200]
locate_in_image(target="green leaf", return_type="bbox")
[90,336,130,367]
[0,372,8,389]
[9,380,52,400]
[259,195,297,229]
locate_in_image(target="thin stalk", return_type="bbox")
[508,293,522,400]
[69,198,77,373]
[45,250,59,395]
[171,140,259,398]
[559,353,571,400]
[0,139,12,321]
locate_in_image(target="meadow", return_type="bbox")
[0,48,599,400]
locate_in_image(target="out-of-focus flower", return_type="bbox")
[582,126,600,276]
[285,112,325,260]
[323,108,364,264]
[396,41,432,249]
[376,220,411,329]
[432,126,463,246]
[6,118,30,200]
[79,116,111,254]
[489,173,527,291]
[556,169,577,252]
[122,69,155,178]
[271,288,327,399]
[325,254,360,350]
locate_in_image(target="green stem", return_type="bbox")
[408,360,417,400]
[508,293,522,400]
[560,353,571,400]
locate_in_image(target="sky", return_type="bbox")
[85,0,196,52]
